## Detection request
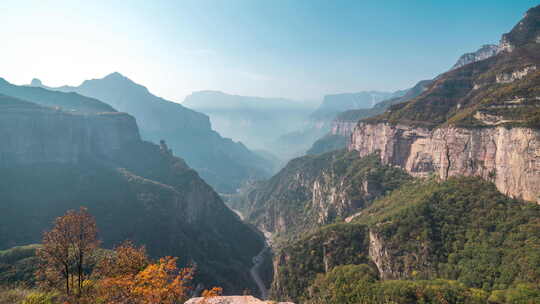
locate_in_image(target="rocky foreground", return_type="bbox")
[185,296,294,304]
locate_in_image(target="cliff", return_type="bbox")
[350,6,540,203]
[0,94,264,294]
[30,73,274,193]
[227,151,410,239]
[0,95,139,165]
[350,123,540,202]
[307,79,433,155]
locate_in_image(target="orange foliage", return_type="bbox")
[98,256,193,304]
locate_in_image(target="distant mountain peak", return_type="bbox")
[30,78,43,87]
[104,71,127,80]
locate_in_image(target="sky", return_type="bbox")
[1,0,538,102]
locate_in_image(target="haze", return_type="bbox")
[1,0,535,101]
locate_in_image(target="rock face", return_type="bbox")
[228,151,410,239]
[29,73,274,193]
[350,123,540,202]
[185,296,294,304]
[0,97,139,165]
[452,44,499,69]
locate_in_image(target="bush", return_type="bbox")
[21,291,58,304]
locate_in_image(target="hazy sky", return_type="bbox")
[1,0,537,101]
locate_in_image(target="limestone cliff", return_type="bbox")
[350,123,540,202]
[350,6,540,203]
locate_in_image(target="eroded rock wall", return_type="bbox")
[0,107,140,165]
[350,122,540,203]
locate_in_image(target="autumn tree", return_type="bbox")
[98,254,194,304]
[36,207,99,298]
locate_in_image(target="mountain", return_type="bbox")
[182,90,315,154]
[29,73,273,193]
[354,5,540,203]
[307,41,506,157]
[0,92,264,293]
[307,80,433,155]
[0,78,114,113]
[451,44,500,70]
[230,6,540,303]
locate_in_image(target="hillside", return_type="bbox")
[271,177,540,303]
[227,150,410,241]
[29,73,274,193]
[0,94,264,294]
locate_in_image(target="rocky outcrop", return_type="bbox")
[228,151,410,239]
[350,122,540,203]
[452,44,499,69]
[186,296,294,304]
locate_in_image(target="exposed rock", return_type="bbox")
[186,296,294,304]
[0,98,139,165]
[350,122,540,203]
[496,65,537,83]
[452,44,499,69]
[29,73,274,193]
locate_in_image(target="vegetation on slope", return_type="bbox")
[228,150,411,241]
[270,176,540,303]
[365,6,540,129]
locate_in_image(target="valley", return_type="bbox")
[1,3,540,304]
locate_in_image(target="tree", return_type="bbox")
[96,242,193,304]
[36,207,99,298]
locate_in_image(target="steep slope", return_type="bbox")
[271,177,540,302]
[0,94,264,293]
[30,73,273,193]
[351,6,540,203]
[183,90,315,153]
[228,151,410,240]
[307,80,433,155]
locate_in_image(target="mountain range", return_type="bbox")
[29,73,274,193]
[0,90,265,293]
